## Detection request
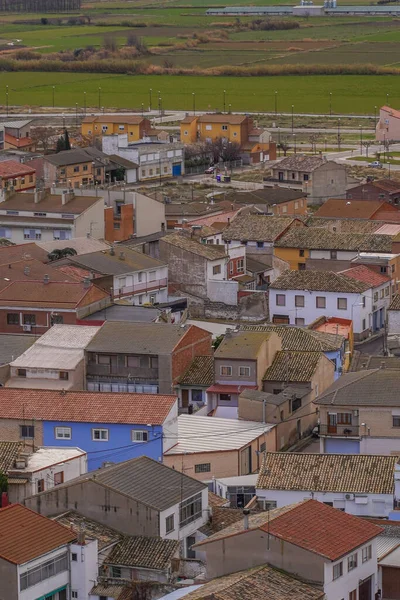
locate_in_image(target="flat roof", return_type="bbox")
[16,447,86,473]
[164,415,273,455]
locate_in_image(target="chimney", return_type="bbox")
[24,266,30,276]
[34,190,40,204]
[380,361,386,369]
[119,251,125,261]
[243,508,250,530]
[61,191,68,205]
[83,277,91,289]
[43,274,50,285]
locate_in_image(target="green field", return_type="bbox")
[2,71,398,113]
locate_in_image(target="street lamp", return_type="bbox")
[158,96,162,117]
[359,125,363,155]
[228,103,232,113]
[83,91,86,115]
[386,93,390,106]
[141,103,144,117]
[98,87,101,110]
[274,91,278,119]
[6,92,8,117]
[52,86,55,108]
[223,89,226,113]
[192,92,196,116]
[75,102,78,127]
[291,105,294,133]
[149,88,152,111]
[374,105,377,125]
[293,133,296,154]
[337,118,341,151]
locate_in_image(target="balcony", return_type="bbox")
[113,278,168,300]
[319,423,360,437]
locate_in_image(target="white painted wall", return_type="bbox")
[70,539,98,600]
[360,436,400,455]
[388,309,400,335]
[206,258,227,281]
[162,402,178,454]
[28,452,87,496]
[18,547,69,600]
[207,279,238,305]
[256,488,394,518]
[114,264,168,305]
[324,541,378,600]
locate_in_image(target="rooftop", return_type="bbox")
[11,446,86,473]
[86,322,205,355]
[69,247,165,275]
[270,269,369,293]
[54,510,122,550]
[340,265,390,288]
[241,324,345,352]
[83,115,147,125]
[1,119,32,129]
[0,258,77,292]
[37,456,206,512]
[222,188,306,206]
[178,355,214,386]
[306,216,384,234]
[215,331,271,360]
[263,351,324,382]
[315,369,400,406]
[389,294,400,311]
[274,227,392,252]
[0,242,48,265]
[0,160,35,178]
[196,499,382,560]
[313,199,392,219]
[82,304,160,323]
[4,134,34,149]
[223,215,298,242]
[0,333,36,366]
[105,535,179,570]
[257,453,397,495]
[182,564,324,600]
[0,388,176,425]
[0,504,75,565]
[274,154,327,172]
[36,237,110,255]
[161,233,227,260]
[0,279,109,309]
[0,441,22,473]
[164,414,272,455]
[0,191,102,215]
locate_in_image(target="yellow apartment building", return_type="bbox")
[82,116,152,143]
[180,114,254,146]
[0,160,36,192]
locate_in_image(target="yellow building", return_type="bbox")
[180,114,254,146]
[0,160,36,191]
[82,116,151,143]
[44,150,106,188]
[273,246,309,271]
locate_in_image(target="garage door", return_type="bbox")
[172,164,182,176]
[383,567,400,599]
[325,438,360,454]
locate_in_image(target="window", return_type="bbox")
[347,553,357,571]
[0,227,11,238]
[166,514,175,533]
[83,164,88,171]
[138,295,144,305]
[180,492,202,527]
[98,355,111,365]
[111,566,121,578]
[55,427,72,440]
[374,292,379,302]
[257,241,264,248]
[72,553,78,561]
[20,425,34,439]
[276,294,286,306]
[237,258,244,273]
[149,293,157,304]
[222,125,228,131]
[299,249,305,257]
[337,298,347,310]
[362,545,372,563]
[385,286,390,296]
[20,553,68,591]
[37,479,44,493]
[164,166,168,173]
[333,561,343,580]
[23,314,36,325]
[195,463,211,473]
[59,371,69,380]
[337,413,352,425]
[119,277,126,289]
[291,172,296,180]
[141,169,146,177]
[17,368,26,377]
[132,430,148,442]
[213,264,221,275]
[380,288,385,299]
[362,296,366,308]
[233,132,237,137]
[220,366,232,376]
[127,356,140,368]
[393,416,400,428]
[303,174,309,181]
[239,366,250,377]
[280,410,284,421]
[295,318,305,326]
[298,262,306,270]
[73,166,79,173]
[291,397,302,412]
[24,229,41,240]
[362,319,366,330]
[52,314,64,325]
[316,296,326,309]
[349,590,357,600]
[92,428,109,441]
[229,261,234,275]
[54,471,64,486]
[381,266,387,274]
[149,270,157,282]
[72,593,78,599]
[260,442,266,453]
[295,295,304,307]
[150,356,158,368]
[149,169,153,176]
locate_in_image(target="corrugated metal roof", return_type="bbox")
[165,415,272,454]
[377,536,400,560]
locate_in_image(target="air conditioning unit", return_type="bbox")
[345,493,355,501]
[22,324,31,332]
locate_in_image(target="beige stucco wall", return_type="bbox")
[75,198,105,240]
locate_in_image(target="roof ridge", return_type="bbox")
[317,369,378,401]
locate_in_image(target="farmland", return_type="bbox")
[0,0,400,113]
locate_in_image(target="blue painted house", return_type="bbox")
[0,388,178,470]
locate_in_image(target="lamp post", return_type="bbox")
[329,92,332,116]
[75,102,78,127]
[223,89,226,113]
[374,105,377,126]
[359,125,363,155]
[6,92,8,117]
[98,87,101,110]
[386,93,390,106]
[52,86,55,108]
[83,91,86,115]
[337,118,341,151]
[141,103,144,117]
[228,103,231,113]
[149,88,152,111]
[274,91,278,119]
[158,96,162,117]
[291,105,294,133]
[192,92,196,116]
[293,133,296,154]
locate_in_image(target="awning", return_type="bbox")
[206,384,258,394]
[7,478,28,484]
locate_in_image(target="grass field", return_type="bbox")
[2,71,398,113]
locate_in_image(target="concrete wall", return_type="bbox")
[159,240,207,298]
[207,279,238,306]
[18,547,70,600]
[0,417,43,451]
[25,479,161,537]
[74,198,105,240]
[388,309,400,335]
[0,557,17,599]
[311,161,347,204]
[136,192,166,237]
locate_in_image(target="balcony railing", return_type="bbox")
[319,424,360,437]
[113,278,168,299]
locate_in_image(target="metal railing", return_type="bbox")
[113,278,168,299]
[319,424,360,437]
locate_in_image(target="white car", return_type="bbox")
[369,161,383,168]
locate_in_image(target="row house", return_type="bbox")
[0,387,178,470]
[2,119,36,152]
[0,188,105,244]
[0,503,97,600]
[256,452,398,518]
[63,246,169,306]
[0,160,36,192]
[25,455,208,560]
[85,321,212,395]
[193,498,382,600]
[346,177,400,204]
[315,367,400,455]
[269,267,391,340]
[82,114,152,142]
[0,277,110,334]
[314,197,400,221]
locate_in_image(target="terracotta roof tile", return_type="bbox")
[274,154,326,172]
[0,160,35,178]
[270,269,368,293]
[257,453,397,495]
[263,350,324,382]
[0,388,176,425]
[161,233,227,260]
[4,134,34,149]
[215,331,271,360]
[314,199,393,219]
[0,280,109,309]
[340,265,391,288]
[306,217,384,234]
[389,294,400,310]
[208,491,229,508]
[223,215,300,242]
[178,355,214,386]
[0,504,76,564]
[0,441,22,472]
[275,227,392,252]
[105,535,179,570]
[197,114,247,125]
[315,369,400,407]
[241,324,344,352]
[54,511,122,550]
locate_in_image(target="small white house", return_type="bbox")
[256,452,397,518]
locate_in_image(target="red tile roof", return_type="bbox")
[0,504,75,564]
[0,388,177,425]
[0,243,48,265]
[341,265,391,288]
[0,259,76,291]
[4,133,35,149]
[381,105,400,120]
[314,199,387,220]
[0,159,35,178]
[0,280,109,309]
[264,499,382,561]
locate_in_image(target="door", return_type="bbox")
[278,171,284,181]
[110,355,118,374]
[181,389,189,409]
[240,446,252,475]
[186,535,196,559]
[373,310,378,331]
[382,567,400,599]
[327,413,337,434]
[359,576,372,600]
[172,164,182,176]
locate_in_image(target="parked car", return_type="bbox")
[205,166,217,174]
[369,161,383,168]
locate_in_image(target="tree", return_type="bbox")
[103,33,117,52]
[31,126,54,153]
[278,141,291,157]
[362,140,374,159]
[48,247,77,262]
[64,129,71,151]
[0,471,8,494]
[308,133,321,154]
[56,129,71,153]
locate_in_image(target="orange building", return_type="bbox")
[82,116,152,143]
[104,203,134,243]
[0,160,36,191]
